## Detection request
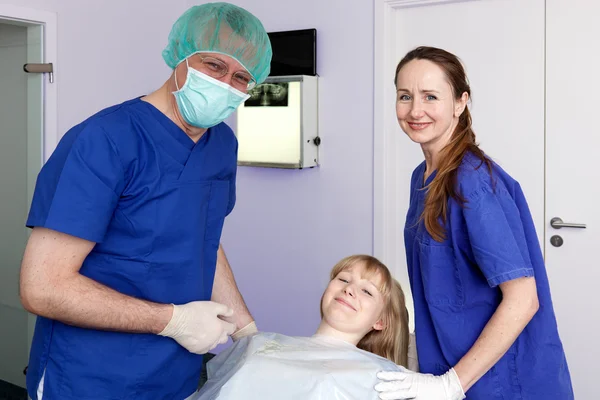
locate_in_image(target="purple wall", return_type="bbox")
[8,0,375,341]
[196,0,377,337]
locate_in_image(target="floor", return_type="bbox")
[0,380,26,400]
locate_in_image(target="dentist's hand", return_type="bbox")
[158,301,235,354]
[375,368,465,400]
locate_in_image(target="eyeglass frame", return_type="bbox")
[190,54,257,91]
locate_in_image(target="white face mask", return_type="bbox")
[173,59,250,128]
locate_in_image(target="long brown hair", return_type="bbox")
[322,255,410,367]
[394,46,492,242]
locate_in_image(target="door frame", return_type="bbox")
[373,0,482,279]
[0,3,57,364]
[0,4,57,162]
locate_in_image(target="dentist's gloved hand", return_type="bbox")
[158,301,235,354]
[375,368,465,400]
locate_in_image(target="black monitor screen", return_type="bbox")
[267,28,317,77]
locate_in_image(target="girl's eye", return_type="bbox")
[363,289,373,297]
[338,278,348,283]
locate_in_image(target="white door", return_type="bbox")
[545,0,599,396]
[374,0,546,330]
[375,0,595,398]
[0,4,57,391]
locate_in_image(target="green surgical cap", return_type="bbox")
[162,2,272,84]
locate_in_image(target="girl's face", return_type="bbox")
[321,262,386,339]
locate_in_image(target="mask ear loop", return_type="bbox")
[173,57,190,91]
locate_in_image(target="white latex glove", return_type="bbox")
[231,321,258,341]
[375,368,465,400]
[158,301,235,354]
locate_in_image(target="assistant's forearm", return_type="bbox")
[211,245,254,330]
[24,273,172,334]
[453,296,538,391]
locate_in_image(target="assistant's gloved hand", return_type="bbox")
[231,320,258,341]
[158,301,235,354]
[375,368,465,400]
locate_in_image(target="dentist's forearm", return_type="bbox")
[211,244,254,330]
[20,227,172,334]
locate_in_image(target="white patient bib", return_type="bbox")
[194,332,403,400]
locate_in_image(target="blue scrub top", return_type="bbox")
[405,152,573,399]
[25,97,237,400]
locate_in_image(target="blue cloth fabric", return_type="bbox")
[25,97,237,400]
[404,152,573,399]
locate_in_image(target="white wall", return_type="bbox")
[188,0,376,337]
[0,21,29,388]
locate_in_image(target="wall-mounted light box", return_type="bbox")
[236,75,319,169]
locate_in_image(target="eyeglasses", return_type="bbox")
[195,55,257,91]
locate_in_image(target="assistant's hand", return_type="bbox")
[158,301,235,354]
[375,368,465,400]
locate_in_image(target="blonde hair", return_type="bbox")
[322,255,410,367]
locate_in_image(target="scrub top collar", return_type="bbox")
[137,97,211,148]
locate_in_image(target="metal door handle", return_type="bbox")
[550,217,586,229]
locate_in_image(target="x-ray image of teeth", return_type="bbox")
[245,83,289,107]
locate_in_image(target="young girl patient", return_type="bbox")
[193,255,416,400]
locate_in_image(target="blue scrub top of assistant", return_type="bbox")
[25,97,237,400]
[404,152,573,399]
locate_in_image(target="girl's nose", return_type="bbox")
[343,286,356,297]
